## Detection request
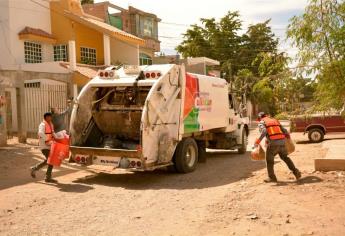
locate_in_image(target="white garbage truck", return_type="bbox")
[69,64,249,173]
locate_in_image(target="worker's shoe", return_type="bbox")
[264,177,277,183]
[293,169,302,180]
[45,177,58,183]
[30,167,36,178]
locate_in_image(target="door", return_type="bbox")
[24,79,68,133]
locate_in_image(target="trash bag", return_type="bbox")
[251,145,265,161]
[285,138,295,155]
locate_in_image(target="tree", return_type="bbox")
[177,12,294,115]
[287,0,345,110]
[81,0,94,5]
[176,11,243,80]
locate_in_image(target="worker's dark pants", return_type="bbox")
[266,144,297,179]
[32,149,53,179]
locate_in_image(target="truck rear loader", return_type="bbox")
[69,64,249,173]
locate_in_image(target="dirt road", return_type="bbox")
[0,132,345,236]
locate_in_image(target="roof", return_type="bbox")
[128,6,161,21]
[18,27,55,39]
[18,27,56,44]
[64,11,145,46]
[60,62,105,78]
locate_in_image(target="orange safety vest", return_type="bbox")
[44,121,54,145]
[262,117,285,140]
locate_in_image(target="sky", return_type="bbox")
[96,0,309,56]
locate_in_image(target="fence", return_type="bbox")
[24,79,68,133]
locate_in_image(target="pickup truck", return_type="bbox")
[290,114,345,142]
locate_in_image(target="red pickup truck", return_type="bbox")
[290,114,345,142]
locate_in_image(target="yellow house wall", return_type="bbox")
[50,1,104,65]
[110,38,139,65]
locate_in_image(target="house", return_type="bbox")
[83,1,161,65]
[0,0,144,142]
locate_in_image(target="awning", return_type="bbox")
[18,27,57,44]
[186,57,220,66]
[60,62,105,86]
[64,11,145,46]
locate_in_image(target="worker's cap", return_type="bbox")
[257,112,267,119]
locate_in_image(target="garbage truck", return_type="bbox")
[69,64,249,173]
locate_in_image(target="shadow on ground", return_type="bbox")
[36,181,94,193]
[274,175,323,186]
[0,146,85,190]
[296,137,345,144]
[73,151,266,190]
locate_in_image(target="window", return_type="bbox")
[143,17,154,37]
[24,42,42,63]
[139,53,152,65]
[54,44,68,62]
[80,47,96,65]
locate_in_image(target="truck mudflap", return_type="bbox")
[70,146,142,169]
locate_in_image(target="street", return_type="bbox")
[1,131,345,236]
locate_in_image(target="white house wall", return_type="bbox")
[0,0,12,66]
[0,0,52,66]
[110,38,139,65]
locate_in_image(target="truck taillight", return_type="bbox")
[144,71,161,79]
[98,70,116,79]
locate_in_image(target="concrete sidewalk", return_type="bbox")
[315,137,345,171]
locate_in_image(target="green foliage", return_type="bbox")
[274,112,289,120]
[81,0,94,5]
[314,60,345,110]
[287,0,345,110]
[177,11,316,115]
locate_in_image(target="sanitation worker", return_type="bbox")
[254,112,301,183]
[30,112,57,183]
[51,100,72,132]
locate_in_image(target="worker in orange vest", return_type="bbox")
[254,112,301,183]
[30,112,57,183]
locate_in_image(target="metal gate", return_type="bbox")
[24,79,68,133]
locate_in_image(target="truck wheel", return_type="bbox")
[198,143,207,163]
[174,138,198,173]
[308,128,324,143]
[238,129,248,154]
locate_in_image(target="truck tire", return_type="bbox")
[308,128,324,143]
[174,138,198,173]
[198,143,207,163]
[238,129,248,154]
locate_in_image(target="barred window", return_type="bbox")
[24,42,42,63]
[54,44,68,62]
[80,47,96,65]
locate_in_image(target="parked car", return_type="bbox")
[290,114,345,142]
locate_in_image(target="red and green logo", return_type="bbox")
[183,73,200,133]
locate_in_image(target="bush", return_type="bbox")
[275,112,289,120]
